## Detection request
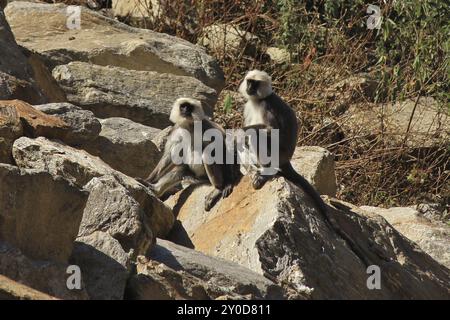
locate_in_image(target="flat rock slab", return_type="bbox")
[0,274,57,300]
[52,62,217,128]
[0,164,88,263]
[35,102,101,146]
[84,117,161,178]
[5,1,224,91]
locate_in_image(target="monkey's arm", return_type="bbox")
[146,152,175,183]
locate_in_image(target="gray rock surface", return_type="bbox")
[35,103,101,146]
[84,117,161,178]
[70,232,130,300]
[52,62,217,128]
[0,164,88,263]
[5,1,224,91]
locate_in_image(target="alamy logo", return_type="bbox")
[367,4,382,30]
[66,6,81,30]
[66,265,82,290]
[366,265,381,290]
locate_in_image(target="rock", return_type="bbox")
[0,164,88,263]
[84,117,161,178]
[79,176,155,259]
[326,74,378,103]
[166,176,450,299]
[35,102,101,146]
[134,239,291,300]
[198,23,259,57]
[0,274,57,300]
[266,47,290,64]
[20,47,67,103]
[70,232,130,300]
[0,102,22,163]
[5,1,224,91]
[112,0,159,22]
[360,205,450,269]
[291,146,337,197]
[12,136,175,239]
[52,62,218,128]
[0,10,46,103]
[343,97,449,148]
[0,241,89,299]
[0,99,67,139]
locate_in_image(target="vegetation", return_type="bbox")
[57,0,450,214]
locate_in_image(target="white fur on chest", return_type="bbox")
[168,127,205,177]
[244,100,266,126]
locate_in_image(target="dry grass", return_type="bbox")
[50,0,450,215]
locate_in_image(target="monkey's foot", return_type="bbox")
[251,173,269,190]
[204,189,222,211]
[222,185,233,198]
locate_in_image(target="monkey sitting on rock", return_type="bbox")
[238,69,329,216]
[141,97,238,211]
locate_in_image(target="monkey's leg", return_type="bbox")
[202,153,228,211]
[146,152,176,183]
[150,165,189,198]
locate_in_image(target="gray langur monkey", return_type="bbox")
[142,98,237,211]
[238,70,329,216]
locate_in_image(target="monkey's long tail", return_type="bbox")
[279,162,370,266]
[279,162,329,217]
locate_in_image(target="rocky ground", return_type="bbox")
[0,1,449,300]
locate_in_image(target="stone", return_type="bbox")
[12,136,175,240]
[291,146,337,197]
[139,239,291,300]
[198,23,259,57]
[166,176,450,299]
[0,164,88,263]
[70,232,130,300]
[0,10,46,103]
[0,99,67,139]
[266,47,290,64]
[5,1,224,91]
[0,274,57,300]
[342,97,449,148]
[52,62,218,128]
[84,117,161,178]
[35,102,101,146]
[79,176,155,259]
[0,241,89,299]
[360,205,450,269]
[0,102,22,163]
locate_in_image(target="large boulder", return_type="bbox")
[84,117,161,178]
[0,241,89,299]
[70,231,130,300]
[34,102,101,146]
[0,102,22,163]
[5,1,224,91]
[360,205,450,269]
[12,136,174,244]
[0,10,46,103]
[166,176,450,299]
[0,274,57,300]
[52,62,217,128]
[0,164,88,263]
[126,239,290,300]
[342,97,449,148]
[291,146,337,197]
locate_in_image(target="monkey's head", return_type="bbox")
[170,98,206,124]
[239,70,273,100]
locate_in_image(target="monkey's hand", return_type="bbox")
[222,184,233,198]
[251,173,270,190]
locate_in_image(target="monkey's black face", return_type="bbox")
[180,102,194,118]
[246,79,261,96]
